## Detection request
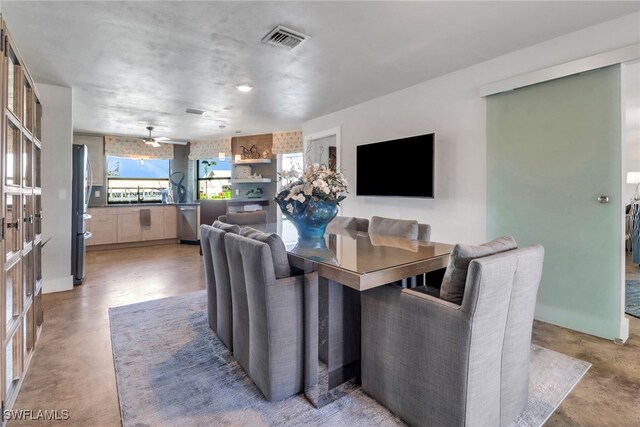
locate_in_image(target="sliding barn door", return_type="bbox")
[487,65,625,340]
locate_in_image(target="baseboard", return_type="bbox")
[534,302,628,342]
[42,275,73,294]
[618,317,630,344]
[87,239,179,251]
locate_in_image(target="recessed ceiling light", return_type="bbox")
[236,84,253,92]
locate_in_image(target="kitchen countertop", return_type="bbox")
[89,203,186,208]
[89,198,271,208]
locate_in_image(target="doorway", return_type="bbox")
[304,127,341,170]
[623,60,640,321]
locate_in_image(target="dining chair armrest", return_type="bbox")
[400,287,461,310]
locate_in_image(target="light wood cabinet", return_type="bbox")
[87,209,117,246]
[141,208,164,241]
[88,205,178,246]
[164,205,178,239]
[117,211,142,243]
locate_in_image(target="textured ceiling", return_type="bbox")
[2,1,639,140]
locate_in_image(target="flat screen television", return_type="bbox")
[356,133,434,198]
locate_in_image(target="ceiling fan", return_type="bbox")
[141,126,187,147]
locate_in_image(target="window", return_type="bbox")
[278,152,304,245]
[281,152,303,175]
[107,156,170,204]
[197,158,232,200]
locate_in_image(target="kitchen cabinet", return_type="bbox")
[164,205,178,239]
[86,208,117,246]
[116,210,141,243]
[141,208,164,241]
[88,205,179,246]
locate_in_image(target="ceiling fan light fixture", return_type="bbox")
[145,140,161,148]
[236,84,253,92]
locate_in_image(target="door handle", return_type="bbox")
[7,220,20,229]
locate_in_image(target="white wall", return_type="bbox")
[303,12,640,245]
[38,83,73,293]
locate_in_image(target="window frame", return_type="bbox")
[106,156,171,204]
[197,158,232,200]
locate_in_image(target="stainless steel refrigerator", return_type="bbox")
[71,144,93,285]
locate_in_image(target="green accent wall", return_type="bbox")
[487,65,623,340]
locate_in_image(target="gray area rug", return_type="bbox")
[626,279,640,318]
[109,290,590,427]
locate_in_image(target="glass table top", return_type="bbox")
[256,221,454,275]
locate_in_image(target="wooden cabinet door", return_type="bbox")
[163,206,177,239]
[141,208,164,241]
[87,214,117,246]
[117,212,141,243]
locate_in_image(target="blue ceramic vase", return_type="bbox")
[290,237,338,265]
[276,198,339,239]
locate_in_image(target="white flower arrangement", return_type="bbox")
[275,163,348,215]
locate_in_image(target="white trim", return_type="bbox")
[619,317,630,344]
[43,275,73,294]
[304,126,342,170]
[480,43,640,97]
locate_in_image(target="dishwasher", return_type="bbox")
[177,204,199,244]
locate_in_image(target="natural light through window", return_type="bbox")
[107,156,170,204]
[198,157,232,200]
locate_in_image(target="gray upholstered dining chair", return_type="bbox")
[218,210,268,225]
[369,215,431,242]
[224,232,313,401]
[200,222,239,349]
[199,225,217,332]
[369,216,432,287]
[327,216,370,232]
[207,223,239,350]
[361,244,544,427]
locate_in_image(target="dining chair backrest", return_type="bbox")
[207,226,235,350]
[224,233,251,374]
[369,216,431,242]
[219,210,268,225]
[224,232,306,401]
[199,224,217,332]
[418,223,431,242]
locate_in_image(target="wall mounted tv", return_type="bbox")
[356,133,434,198]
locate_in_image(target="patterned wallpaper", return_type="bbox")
[104,135,174,160]
[272,130,303,154]
[189,137,232,160]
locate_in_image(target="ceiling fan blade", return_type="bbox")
[155,136,170,142]
[158,140,188,146]
[144,140,161,148]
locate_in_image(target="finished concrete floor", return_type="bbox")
[8,243,640,426]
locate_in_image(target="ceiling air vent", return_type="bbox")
[186,108,206,115]
[262,25,308,50]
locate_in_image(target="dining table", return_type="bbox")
[252,220,454,408]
